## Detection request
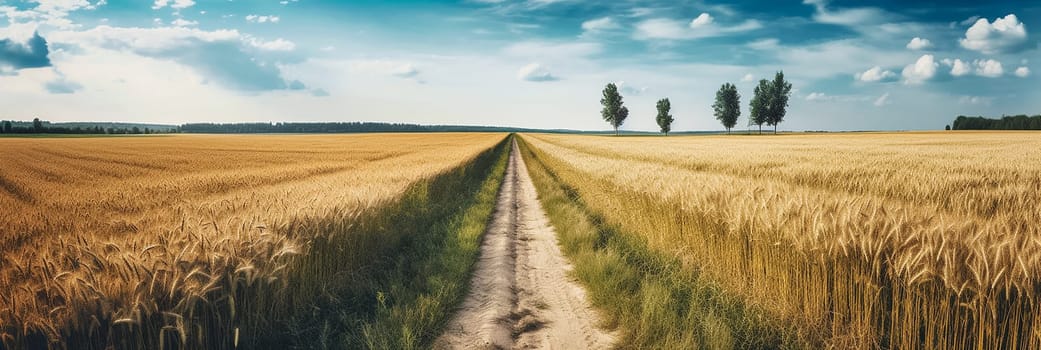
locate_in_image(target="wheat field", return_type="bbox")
[0,133,507,349]
[520,132,1041,349]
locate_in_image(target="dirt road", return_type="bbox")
[434,140,614,349]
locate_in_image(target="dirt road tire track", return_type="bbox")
[434,139,615,350]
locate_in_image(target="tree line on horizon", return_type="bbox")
[0,118,178,135]
[949,115,1041,130]
[601,71,794,135]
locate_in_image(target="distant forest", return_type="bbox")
[0,118,179,134]
[179,122,543,133]
[951,115,1041,130]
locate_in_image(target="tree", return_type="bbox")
[712,83,741,134]
[749,79,770,134]
[32,118,43,133]
[765,71,793,134]
[655,98,674,136]
[1,121,10,134]
[131,126,141,134]
[601,83,629,135]
[945,125,951,131]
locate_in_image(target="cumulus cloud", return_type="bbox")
[0,31,52,70]
[152,0,194,10]
[246,15,280,23]
[247,37,295,51]
[690,13,714,28]
[53,26,303,91]
[634,17,761,40]
[901,54,937,84]
[581,17,617,34]
[905,37,931,50]
[1015,66,1030,78]
[516,63,557,82]
[0,1,106,29]
[942,58,971,76]
[855,66,896,82]
[873,92,890,107]
[960,14,1029,54]
[741,73,755,82]
[170,18,197,27]
[973,59,1003,77]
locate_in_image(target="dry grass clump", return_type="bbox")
[0,133,505,349]
[521,131,1041,349]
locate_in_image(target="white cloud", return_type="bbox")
[50,26,301,91]
[905,37,931,50]
[690,13,714,28]
[517,62,557,82]
[746,38,779,50]
[741,73,754,82]
[772,39,912,80]
[973,59,1003,77]
[805,92,829,101]
[855,66,896,82]
[152,0,194,10]
[634,17,761,40]
[170,18,197,27]
[873,92,890,107]
[960,14,1028,54]
[802,0,888,26]
[942,58,971,76]
[246,15,280,23]
[0,0,104,28]
[1015,66,1030,78]
[901,54,937,84]
[247,37,295,51]
[627,7,655,18]
[804,91,872,103]
[581,17,617,33]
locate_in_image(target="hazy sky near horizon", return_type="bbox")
[0,0,1038,131]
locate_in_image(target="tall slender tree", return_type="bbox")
[600,83,629,135]
[712,83,741,134]
[32,117,43,133]
[766,71,793,134]
[749,79,770,134]
[655,98,674,136]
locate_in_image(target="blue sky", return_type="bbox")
[0,0,1038,131]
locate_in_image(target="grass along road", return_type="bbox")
[435,139,615,349]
